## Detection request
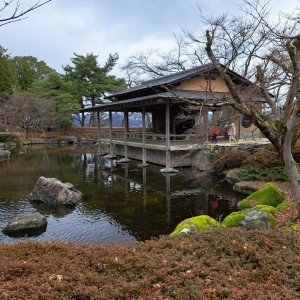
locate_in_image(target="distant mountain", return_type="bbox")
[73,112,147,127]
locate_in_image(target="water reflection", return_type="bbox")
[0,146,240,244]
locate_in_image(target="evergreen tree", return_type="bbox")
[0,47,17,100]
[63,52,126,126]
[12,56,55,91]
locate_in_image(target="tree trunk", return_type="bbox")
[282,130,300,218]
[90,95,97,127]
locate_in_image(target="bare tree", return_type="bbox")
[121,34,202,86]
[0,0,51,26]
[2,93,55,138]
[187,0,300,216]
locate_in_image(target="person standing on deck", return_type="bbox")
[227,123,236,142]
[210,125,219,144]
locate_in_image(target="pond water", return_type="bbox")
[0,146,240,244]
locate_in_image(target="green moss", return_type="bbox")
[240,199,251,209]
[276,201,288,211]
[254,205,277,214]
[170,215,220,236]
[245,183,284,208]
[221,211,247,227]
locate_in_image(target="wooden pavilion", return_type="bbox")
[80,63,263,172]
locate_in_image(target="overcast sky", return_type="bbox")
[1,0,299,77]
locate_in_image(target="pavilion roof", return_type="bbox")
[105,63,253,101]
[80,90,231,113]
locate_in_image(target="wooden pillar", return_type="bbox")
[109,111,113,156]
[107,111,116,159]
[166,101,171,169]
[116,111,130,163]
[204,111,209,142]
[141,107,148,166]
[160,101,178,173]
[97,111,102,155]
[124,111,128,159]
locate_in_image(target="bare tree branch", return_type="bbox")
[0,0,51,26]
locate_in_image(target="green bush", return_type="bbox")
[0,133,18,142]
[236,165,287,181]
[59,118,73,129]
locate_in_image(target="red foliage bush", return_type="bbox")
[0,229,300,299]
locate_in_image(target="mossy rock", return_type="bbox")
[221,211,247,227]
[252,206,277,229]
[170,215,220,236]
[242,183,284,208]
[276,201,288,211]
[254,204,277,214]
[222,208,276,229]
[233,182,259,195]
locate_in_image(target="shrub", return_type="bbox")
[59,118,73,129]
[242,146,283,167]
[1,230,300,299]
[211,149,249,171]
[0,133,18,142]
[236,165,287,181]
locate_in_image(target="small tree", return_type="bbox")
[3,93,55,138]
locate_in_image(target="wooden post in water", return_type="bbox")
[160,101,178,173]
[97,111,102,155]
[124,111,129,159]
[141,107,148,167]
[107,111,116,159]
[116,111,130,163]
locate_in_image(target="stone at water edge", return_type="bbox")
[2,212,47,236]
[29,176,82,206]
[0,150,10,160]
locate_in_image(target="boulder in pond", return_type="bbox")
[29,176,82,206]
[2,212,47,237]
[0,150,10,160]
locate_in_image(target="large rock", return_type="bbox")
[170,215,220,236]
[29,176,82,206]
[240,208,273,230]
[0,150,10,160]
[225,169,241,184]
[222,207,276,229]
[66,135,78,144]
[233,181,259,195]
[239,182,284,209]
[2,212,47,236]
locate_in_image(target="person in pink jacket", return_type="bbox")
[227,123,236,142]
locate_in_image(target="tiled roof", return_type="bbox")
[106,63,217,99]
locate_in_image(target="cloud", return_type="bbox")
[1,0,299,77]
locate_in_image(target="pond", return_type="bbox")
[0,145,240,244]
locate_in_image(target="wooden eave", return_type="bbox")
[79,90,231,113]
